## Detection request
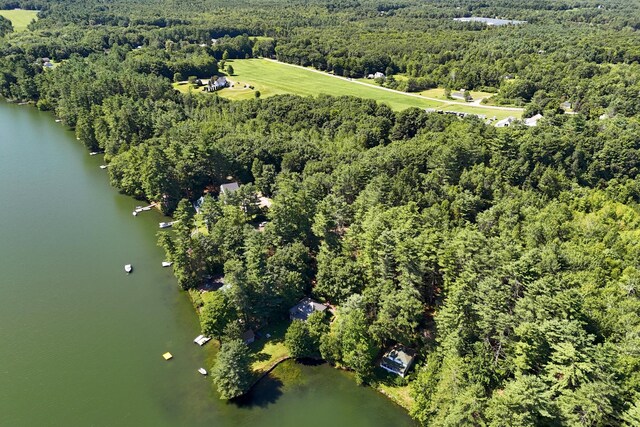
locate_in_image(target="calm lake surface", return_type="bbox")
[0,101,416,427]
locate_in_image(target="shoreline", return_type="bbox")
[186,289,415,414]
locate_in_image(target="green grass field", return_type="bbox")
[0,9,38,32]
[217,59,520,119]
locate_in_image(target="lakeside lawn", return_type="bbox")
[249,320,291,373]
[0,9,38,32]
[373,368,416,413]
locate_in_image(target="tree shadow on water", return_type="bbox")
[233,374,284,409]
[297,357,325,367]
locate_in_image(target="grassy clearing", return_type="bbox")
[418,87,496,103]
[0,9,38,32]
[219,59,522,118]
[170,60,521,119]
[440,103,517,120]
[172,82,206,94]
[373,367,416,412]
[378,382,415,412]
[220,59,444,110]
[249,320,291,373]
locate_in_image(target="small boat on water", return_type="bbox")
[159,222,173,229]
[132,211,138,216]
[55,119,62,123]
[124,264,133,274]
[162,261,172,267]
[99,165,108,169]
[198,368,207,376]
[142,206,152,211]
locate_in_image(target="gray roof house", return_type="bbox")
[220,181,240,195]
[194,195,205,213]
[451,90,472,101]
[379,345,417,377]
[242,329,255,345]
[289,298,328,321]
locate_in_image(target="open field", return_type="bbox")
[217,59,521,119]
[418,87,496,103]
[0,9,38,32]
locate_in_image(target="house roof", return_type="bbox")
[289,297,328,321]
[494,116,516,127]
[220,182,240,194]
[524,113,543,127]
[242,329,255,342]
[381,345,417,375]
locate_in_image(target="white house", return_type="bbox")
[366,72,386,79]
[524,113,543,127]
[206,76,228,92]
[494,116,517,128]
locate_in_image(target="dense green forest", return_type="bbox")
[2,0,640,424]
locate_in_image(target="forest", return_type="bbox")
[2,0,640,425]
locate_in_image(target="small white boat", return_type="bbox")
[124,264,133,274]
[132,211,138,216]
[99,165,108,169]
[89,151,99,156]
[142,206,152,211]
[162,261,172,267]
[198,368,207,376]
[55,119,61,123]
[159,222,172,229]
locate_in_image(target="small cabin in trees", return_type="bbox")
[289,298,328,321]
[379,345,416,377]
[220,181,240,195]
[242,329,255,345]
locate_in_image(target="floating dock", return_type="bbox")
[193,335,211,346]
[133,203,157,216]
[162,352,173,360]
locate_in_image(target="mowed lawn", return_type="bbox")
[0,9,38,32]
[220,59,521,118]
[222,59,444,110]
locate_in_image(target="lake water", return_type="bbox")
[0,101,415,427]
[453,17,526,26]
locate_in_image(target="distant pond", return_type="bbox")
[454,17,527,26]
